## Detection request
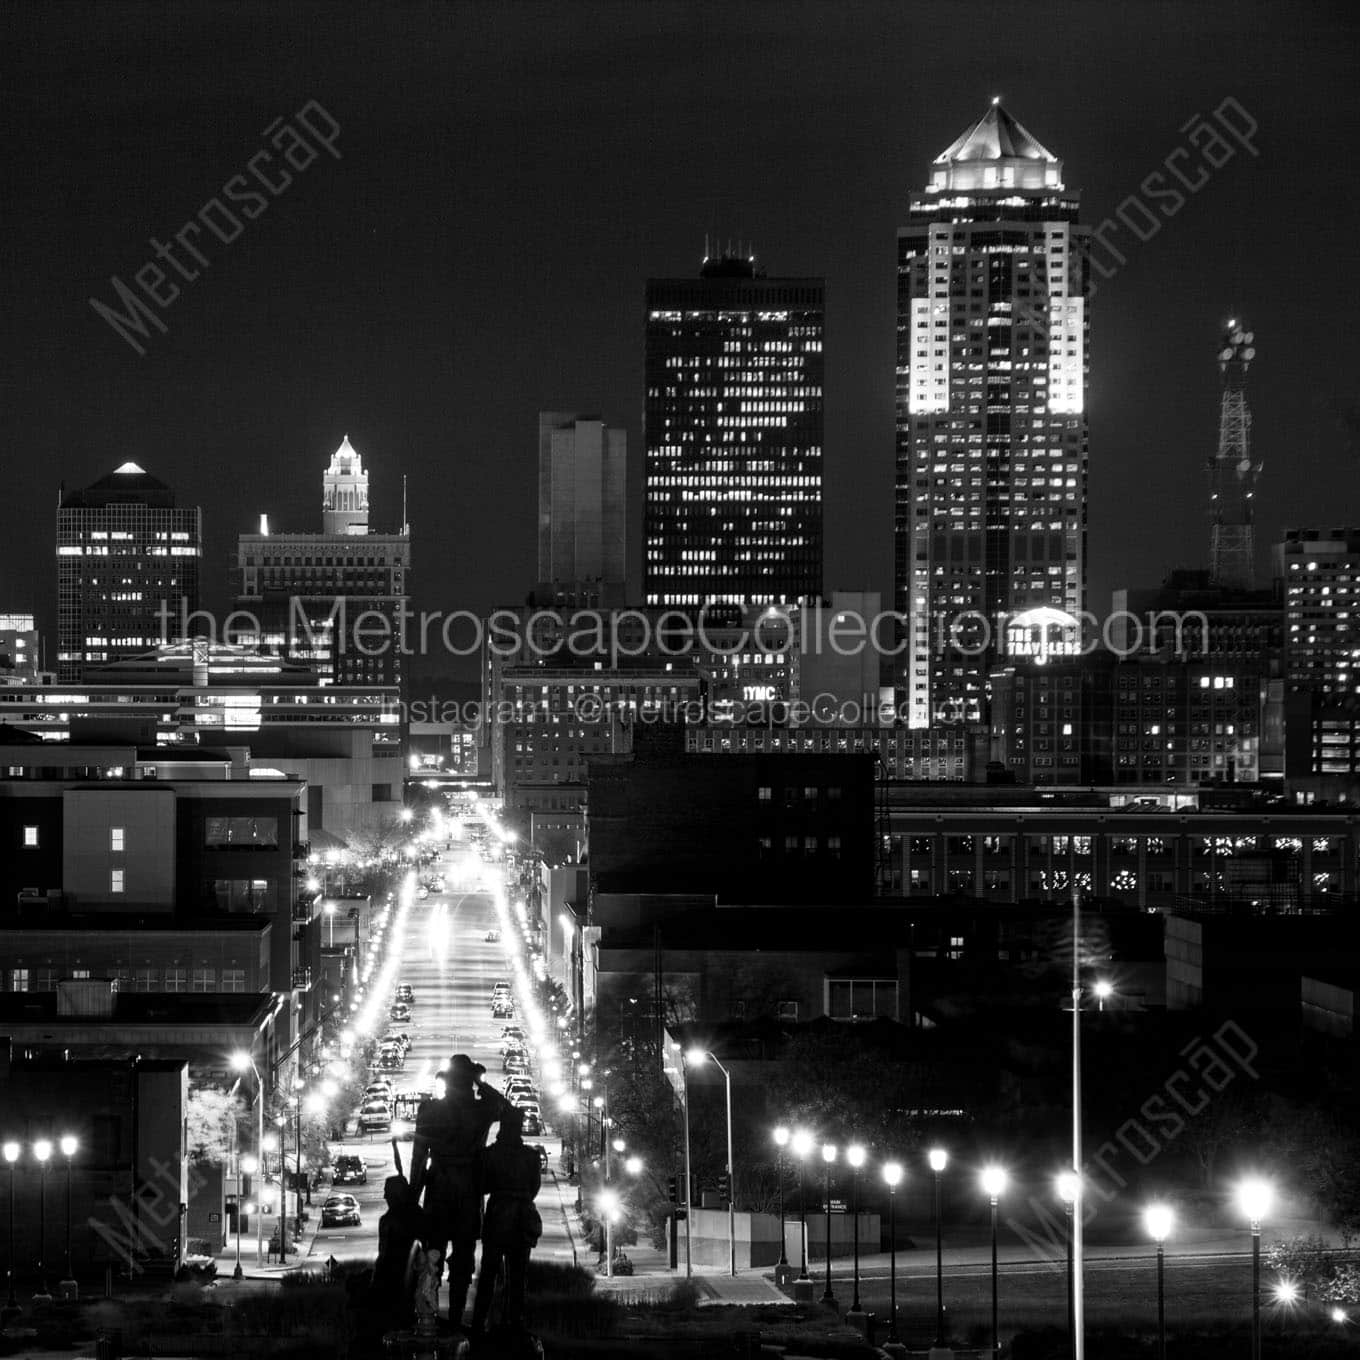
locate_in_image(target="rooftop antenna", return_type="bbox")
[703,231,710,262]
[402,473,408,534]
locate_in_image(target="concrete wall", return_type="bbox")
[63,787,176,909]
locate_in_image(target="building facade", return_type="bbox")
[644,255,824,608]
[896,103,1090,727]
[537,413,627,606]
[57,463,201,683]
[233,437,411,691]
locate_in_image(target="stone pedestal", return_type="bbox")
[773,1261,796,1287]
[927,1348,955,1360]
[57,1278,78,1302]
[791,1275,814,1304]
[882,1342,909,1360]
[844,1306,870,1336]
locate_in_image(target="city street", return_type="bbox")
[280,833,576,1284]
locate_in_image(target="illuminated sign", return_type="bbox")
[1007,607,1079,665]
[742,684,779,701]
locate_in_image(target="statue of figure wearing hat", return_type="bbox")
[408,1054,515,1330]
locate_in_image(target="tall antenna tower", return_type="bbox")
[1207,319,1260,590]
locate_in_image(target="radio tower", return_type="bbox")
[1207,319,1260,590]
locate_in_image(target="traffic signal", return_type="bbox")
[717,1173,731,1201]
[666,1175,678,1203]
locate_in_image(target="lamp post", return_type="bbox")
[33,1139,51,1302]
[1144,1204,1173,1360]
[929,1147,948,1345]
[1236,1178,1273,1360]
[882,1162,903,1346]
[819,1143,837,1308]
[598,1189,619,1279]
[686,1050,736,1278]
[980,1165,1008,1358]
[1071,885,1086,1360]
[792,1129,813,1296]
[324,902,335,948]
[237,1155,257,1280]
[1057,1172,1080,1357]
[1093,979,1113,1013]
[846,1145,866,1321]
[59,1135,77,1297]
[3,1140,18,1315]
[230,1050,266,1266]
[773,1127,791,1281]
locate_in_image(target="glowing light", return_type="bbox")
[773,1126,790,1149]
[883,1161,903,1188]
[60,1135,77,1157]
[980,1165,1009,1199]
[1057,1171,1080,1204]
[847,1144,866,1169]
[1235,1177,1274,1225]
[929,1147,948,1173]
[1144,1203,1174,1242]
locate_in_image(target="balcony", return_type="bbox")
[291,967,312,991]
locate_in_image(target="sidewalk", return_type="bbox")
[213,1208,326,1281]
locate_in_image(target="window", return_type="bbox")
[110,827,125,852]
[776,1000,799,1022]
[22,825,39,848]
[803,786,819,802]
[203,816,279,849]
[757,786,772,802]
[110,869,125,894]
[213,879,275,913]
[163,968,186,992]
[132,967,157,991]
[7,968,29,992]
[191,967,215,993]
[827,979,898,1021]
[221,969,247,993]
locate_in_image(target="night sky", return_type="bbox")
[3,0,1357,681]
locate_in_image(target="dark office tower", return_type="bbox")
[896,102,1090,728]
[537,412,627,607]
[57,462,201,682]
[644,253,824,608]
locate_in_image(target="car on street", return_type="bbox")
[321,1194,362,1228]
[505,1079,535,1099]
[332,1155,367,1186]
[382,1032,411,1052]
[530,1144,549,1171]
[417,887,429,901]
[378,1051,404,1071]
[395,984,415,1004]
[492,999,514,1019]
[522,1111,542,1135]
[388,1005,411,1023]
[485,929,500,942]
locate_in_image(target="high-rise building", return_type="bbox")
[896,102,1090,727]
[57,462,201,683]
[644,254,824,608]
[537,412,627,606]
[1208,321,1261,591]
[1277,529,1360,700]
[233,436,410,691]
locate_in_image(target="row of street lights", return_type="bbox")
[3,1135,78,1307]
[767,1130,1287,1356]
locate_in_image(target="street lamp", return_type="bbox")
[980,1165,1009,1357]
[3,1140,18,1314]
[58,1136,77,1296]
[32,1139,51,1301]
[685,1049,736,1278]
[1058,1171,1080,1351]
[1093,979,1113,1012]
[929,1146,948,1344]
[772,1127,791,1280]
[792,1130,813,1288]
[882,1162,903,1345]
[1144,1203,1173,1360]
[1235,1177,1274,1360]
[230,1049,266,1266]
[237,1154,258,1280]
[597,1188,619,1279]
[624,1156,642,1177]
[846,1145,866,1318]
[819,1143,837,1308]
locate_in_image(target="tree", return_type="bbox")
[186,1086,240,1165]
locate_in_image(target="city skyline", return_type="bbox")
[3,2,1357,682]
